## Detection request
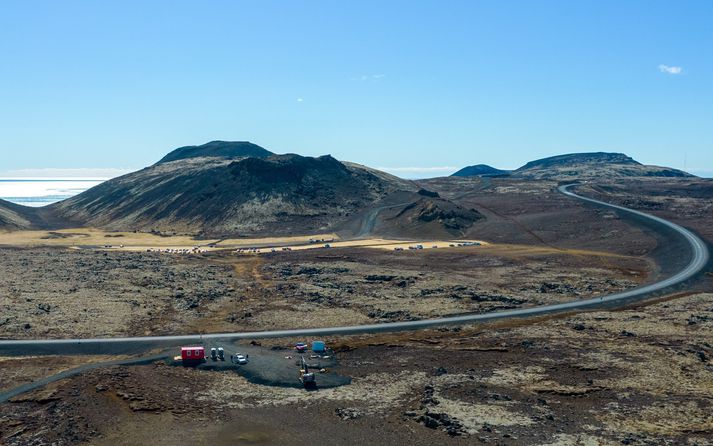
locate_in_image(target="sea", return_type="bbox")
[0,179,104,207]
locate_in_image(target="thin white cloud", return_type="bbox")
[296,98,304,102]
[0,168,134,179]
[350,74,386,81]
[377,166,459,179]
[377,166,459,173]
[659,64,683,74]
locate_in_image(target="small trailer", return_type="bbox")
[181,346,205,364]
[311,341,326,353]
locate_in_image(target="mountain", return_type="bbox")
[450,153,693,181]
[49,148,420,236]
[451,164,510,177]
[2,147,695,236]
[517,152,636,171]
[156,141,273,164]
[512,152,693,179]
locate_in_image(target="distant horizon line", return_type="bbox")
[1,164,711,181]
[0,178,111,182]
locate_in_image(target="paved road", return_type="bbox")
[0,184,708,352]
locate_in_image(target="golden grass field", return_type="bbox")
[0,228,636,263]
[0,228,483,253]
[0,228,339,251]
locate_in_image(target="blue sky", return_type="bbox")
[1,1,711,178]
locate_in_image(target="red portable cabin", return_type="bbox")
[181,346,205,362]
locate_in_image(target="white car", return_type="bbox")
[233,354,248,365]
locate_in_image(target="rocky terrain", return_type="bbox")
[238,245,644,331]
[1,292,711,445]
[0,248,239,339]
[0,242,646,339]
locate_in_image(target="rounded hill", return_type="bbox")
[156,141,274,164]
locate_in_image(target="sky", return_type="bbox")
[1,0,712,179]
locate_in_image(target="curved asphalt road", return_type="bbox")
[0,184,708,350]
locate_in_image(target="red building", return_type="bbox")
[181,346,205,362]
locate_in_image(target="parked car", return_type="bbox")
[210,347,217,361]
[295,342,308,352]
[233,354,248,365]
[217,347,225,361]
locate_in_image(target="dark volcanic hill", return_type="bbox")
[0,199,33,230]
[384,195,483,238]
[156,141,273,164]
[518,152,636,171]
[451,164,510,177]
[49,148,419,236]
[0,199,65,230]
[512,152,693,179]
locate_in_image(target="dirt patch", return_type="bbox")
[0,355,122,393]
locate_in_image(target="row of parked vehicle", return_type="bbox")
[207,347,249,364]
[209,347,224,361]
